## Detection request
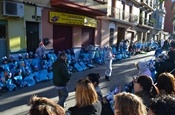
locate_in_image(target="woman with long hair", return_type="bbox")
[156,72,175,95]
[66,78,102,115]
[114,92,147,115]
[133,75,159,107]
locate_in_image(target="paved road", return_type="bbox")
[0,51,155,115]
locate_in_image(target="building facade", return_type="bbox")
[0,0,107,60]
[0,0,49,56]
[164,0,174,38]
[151,0,168,41]
[0,0,168,60]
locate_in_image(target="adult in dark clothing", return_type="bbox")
[155,50,175,80]
[66,79,102,115]
[148,95,175,115]
[133,75,159,107]
[86,73,114,115]
[52,52,71,107]
[163,39,170,51]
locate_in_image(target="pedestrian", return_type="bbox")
[104,46,115,81]
[114,92,147,115]
[28,95,65,115]
[52,52,71,107]
[136,60,152,77]
[35,42,46,70]
[156,72,175,95]
[133,75,159,107]
[86,73,114,115]
[155,50,175,77]
[66,78,102,115]
[148,95,175,115]
[163,39,170,52]
[86,73,103,101]
[35,42,45,58]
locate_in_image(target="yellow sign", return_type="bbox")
[49,11,97,28]
[84,16,97,28]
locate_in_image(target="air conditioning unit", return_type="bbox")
[3,1,24,17]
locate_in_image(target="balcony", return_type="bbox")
[130,0,141,5]
[114,8,138,23]
[141,0,154,11]
[139,17,154,27]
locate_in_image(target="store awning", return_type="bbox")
[50,0,107,17]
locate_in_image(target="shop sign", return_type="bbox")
[84,16,97,28]
[50,11,97,28]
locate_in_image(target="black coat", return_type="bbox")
[67,101,102,115]
[52,58,71,86]
[155,59,175,77]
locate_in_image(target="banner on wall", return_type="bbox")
[49,11,97,28]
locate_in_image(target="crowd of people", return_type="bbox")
[0,42,57,92]
[2,39,175,115]
[28,72,175,115]
[28,39,175,115]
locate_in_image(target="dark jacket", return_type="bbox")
[52,58,71,86]
[135,90,151,107]
[155,59,175,76]
[67,101,102,115]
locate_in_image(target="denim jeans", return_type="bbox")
[57,86,69,107]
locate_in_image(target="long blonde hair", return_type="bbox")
[75,78,98,107]
[114,92,147,115]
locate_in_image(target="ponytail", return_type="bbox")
[150,84,159,98]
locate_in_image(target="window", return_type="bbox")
[109,28,114,46]
[129,6,132,22]
[122,1,125,20]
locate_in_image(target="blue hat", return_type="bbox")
[26,70,31,74]
[2,56,8,61]
[18,54,22,59]
[9,55,14,60]
[25,53,29,57]
[34,65,38,70]
[8,72,12,77]
[18,69,22,73]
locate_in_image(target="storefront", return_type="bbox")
[49,11,97,53]
[48,0,105,51]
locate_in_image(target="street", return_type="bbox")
[0,51,155,115]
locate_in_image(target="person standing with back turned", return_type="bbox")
[52,52,71,108]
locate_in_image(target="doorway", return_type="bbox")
[26,22,40,53]
[53,25,72,53]
[0,24,7,62]
[81,27,95,47]
[117,27,125,47]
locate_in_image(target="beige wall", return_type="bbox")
[101,20,118,47]
[42,8,53,49]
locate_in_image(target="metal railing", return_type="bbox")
[141,0,153,8]
[114,8,138,23]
